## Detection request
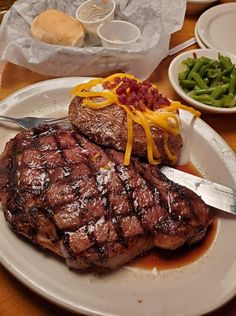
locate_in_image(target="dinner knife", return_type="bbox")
[168,37,197,56]
[160,166,236,215]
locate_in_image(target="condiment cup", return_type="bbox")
[76,0,116,35]
[168,49,236,114]
[97,20,141,48]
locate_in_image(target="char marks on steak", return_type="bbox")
[0,125,213,269]
[69,96,183,166]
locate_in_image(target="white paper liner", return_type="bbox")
[0,0,186,79]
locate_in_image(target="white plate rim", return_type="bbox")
[194,24,207,49]
[196,3,236,54]
[0,77,236,316]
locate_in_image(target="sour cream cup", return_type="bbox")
[97,20,141,48]
[76,0,116,35]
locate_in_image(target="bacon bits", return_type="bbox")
[103,77,170,111]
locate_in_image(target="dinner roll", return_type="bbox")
[31,9,84,47]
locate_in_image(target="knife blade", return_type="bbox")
[160,166,236,215]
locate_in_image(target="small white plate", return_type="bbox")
[168,48,236,113]
[197,3,236,55]
[0,77,236,316]
[194,25,207,49]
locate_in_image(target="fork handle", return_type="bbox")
[0,115,18,124]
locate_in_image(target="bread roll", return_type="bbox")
[31,9,84,47]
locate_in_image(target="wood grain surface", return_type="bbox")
[0,1,235,315]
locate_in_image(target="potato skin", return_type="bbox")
[69,96,183,165]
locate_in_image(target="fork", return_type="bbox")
[0,115,70,130]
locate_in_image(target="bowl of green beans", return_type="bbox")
[168,49,236,113]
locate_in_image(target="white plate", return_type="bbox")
[197,3,236,55]
[168,48,236,114]
[0,77,236,316]
[194,24,207,49]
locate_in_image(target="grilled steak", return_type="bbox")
[69,96,183,166]
[0,125,213,269]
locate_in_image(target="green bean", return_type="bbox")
[188,90,197,98]
[195,87,216,95]
[231,68,236,77]
[178,66,190,81]
[209,60,219,69]
[182,58,195,68]
[201,56,211,63]
[182,87,189,94]
[221,95,236,107]
[192,72,208,89]
[199,64,209,77]
[221,65,234,76]
[187,57,210,80]
[206,69,218,78]
[192,94,214,105]
[222,76,230,83]
[203,77,210,85]
[228,75,236,95]
[210,74,221,87]
[180,79,196,88]
[194,85,201,91]
[211,84,229,99]
[211,99,222,107]
[219,54,233,70]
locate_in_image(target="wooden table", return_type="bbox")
[0,2,236,316]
